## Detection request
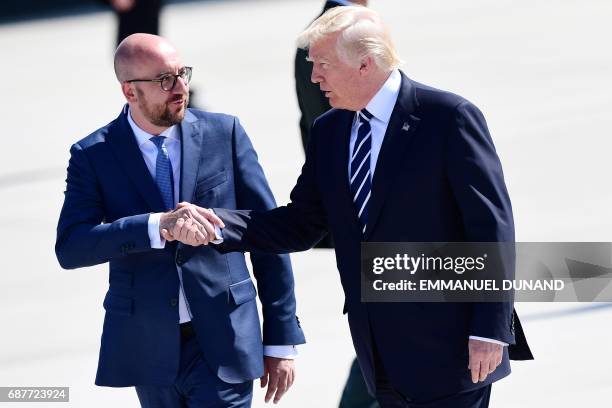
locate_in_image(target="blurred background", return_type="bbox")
[1,0,611,406]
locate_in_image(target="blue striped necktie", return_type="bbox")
[150,136,174,211]
[350,109,373,234]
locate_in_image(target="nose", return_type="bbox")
[174,75,189,93]
[311,65,322,84]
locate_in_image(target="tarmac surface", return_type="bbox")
[1,0,611,406]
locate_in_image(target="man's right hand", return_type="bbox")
[159,203,223,246]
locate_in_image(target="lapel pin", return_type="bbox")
[402,122,410,131]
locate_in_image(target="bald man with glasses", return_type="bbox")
[55,33,304,407]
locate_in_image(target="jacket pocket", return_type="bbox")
[103,293,133,316]
[195,171,227,198]
[109,271,132,289]
[229,278,257,306]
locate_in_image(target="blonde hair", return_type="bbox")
[297,6,402,71]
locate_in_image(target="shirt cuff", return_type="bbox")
[469,335,508,347]
[263,345,298,359]
[209,209,223,244]
[148,213,166,249]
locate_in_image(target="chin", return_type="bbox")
[328,99,341,109]
[174,111,185,123]
[330,101,348,110]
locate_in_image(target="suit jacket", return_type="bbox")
[55,107,305,387]
[215,72,532,401]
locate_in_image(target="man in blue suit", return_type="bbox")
[55,34,304,407]
[183,6,532,408]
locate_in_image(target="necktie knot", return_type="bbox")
[150,135,166,150]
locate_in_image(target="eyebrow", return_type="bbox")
[306,56,330,64]
[154,67,186,78]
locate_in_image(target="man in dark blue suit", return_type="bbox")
[55,34,304,407]
[181,6,532,408]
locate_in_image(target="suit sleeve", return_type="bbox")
[214,120,329,254]
[229,118,305,346]
[55,143,152,269]
[446,101,515,345]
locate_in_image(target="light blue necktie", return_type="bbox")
[350,109,373,234]
[150,136,174,211]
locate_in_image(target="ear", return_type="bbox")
[359,56,374,75]
[121,82,138,103]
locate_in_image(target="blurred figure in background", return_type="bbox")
[295,0,368,152]
[339,359,379,408]
[295,2,378,408]
[109,0,163,46]
[294,1,369,244]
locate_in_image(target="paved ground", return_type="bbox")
[1,0,611,406]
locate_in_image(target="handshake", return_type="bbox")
[159,202,225,246]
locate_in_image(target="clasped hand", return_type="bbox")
[159,202,224,246]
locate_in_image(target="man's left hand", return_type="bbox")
[260,356,295,404]
[468,339,503,383]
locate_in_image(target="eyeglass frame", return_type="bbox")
[125,66,193,91]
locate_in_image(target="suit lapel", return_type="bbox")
[106,107,166,212]
[179,110,203,202]
[364,74,421,239]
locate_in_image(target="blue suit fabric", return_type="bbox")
[55,107,305,389]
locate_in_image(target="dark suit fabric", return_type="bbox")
[215,73,532,402]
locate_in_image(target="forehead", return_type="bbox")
[308,34,339,61]
[134,48,183,76]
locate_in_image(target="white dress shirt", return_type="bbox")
[127,109,297,358]
[348,70,508,347]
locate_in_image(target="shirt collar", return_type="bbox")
[126,106,180,147]
[363,68,401,124]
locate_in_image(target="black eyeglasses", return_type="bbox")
[126,66,193,91]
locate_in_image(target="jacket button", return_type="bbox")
[176,251,185,265]
[170,298,178,307]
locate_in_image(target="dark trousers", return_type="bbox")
[376,384,491,408]
[373,344,491,408]
[135,324,253,408]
